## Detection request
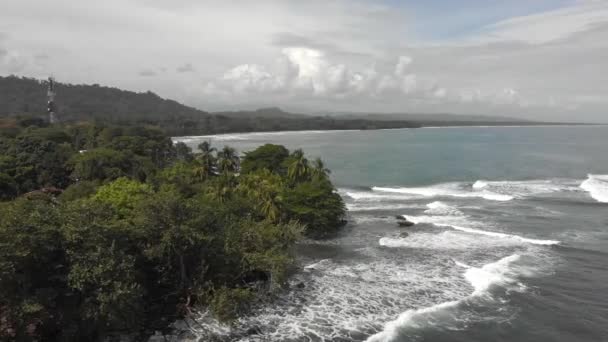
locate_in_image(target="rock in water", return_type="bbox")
[398,220,415,227]
[399,232,409,238]
[395,215,406,220]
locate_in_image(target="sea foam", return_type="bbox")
[372,184,514,202]
[365,254,523,342]
[580,174,608,203]
[473,179,579,198]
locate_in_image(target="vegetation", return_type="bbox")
[0,123,345,341]
[0,75,421,136]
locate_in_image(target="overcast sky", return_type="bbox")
[1,0,607,122]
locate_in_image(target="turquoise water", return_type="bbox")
[181,126,608,187]
[176,126,608,342]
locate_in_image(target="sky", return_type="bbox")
[1,0,608,122]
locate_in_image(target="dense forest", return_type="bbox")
[0,120,346,341]
[0,76,421,136]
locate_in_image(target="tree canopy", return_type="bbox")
[0,123,346,341]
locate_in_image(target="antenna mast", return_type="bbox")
[47,77,57,124]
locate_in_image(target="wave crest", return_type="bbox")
[365,254,524,342]
[372,184,513,202]
[580,174,608,203]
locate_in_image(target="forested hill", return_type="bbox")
[0,76,421,135]
[0,75,209,123]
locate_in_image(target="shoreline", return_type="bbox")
[172,123,605,141]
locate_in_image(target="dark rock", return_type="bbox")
[398,220,415,227]
[395,215,406,220]
[246,326,261,335]
[295,282,305,289]
[399,232,409,238]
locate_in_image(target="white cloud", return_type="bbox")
[474,1,608,44]
[395,56,413,76]
[1,0,608,121]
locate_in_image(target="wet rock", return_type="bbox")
[395,215,406,220]
[246,326,262,335]
[399,232,409,238]
[295,282,305,289]
[398,220,415,227]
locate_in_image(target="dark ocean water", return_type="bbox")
[176,126,608,342]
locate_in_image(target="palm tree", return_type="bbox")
[311,157,330,181]
[217,146,239,174]
[193,141,216,181]
[287,149,310,182]
[209,172,235,203]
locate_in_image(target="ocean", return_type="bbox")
[175,125,608,342]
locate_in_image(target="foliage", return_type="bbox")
[0,124,346,341]
[208,287,254,322]
[0,75,421,136]
[92,178,153,218]
[240,144,290,175]
[282,180,346,238]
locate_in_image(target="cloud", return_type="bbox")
[207,48,444,103]
[176,63,194,73]
[395,56,412,76]
[474,1,608,44]
[138,69,157,77]
[2,0,608,121]
[1,51,28,73]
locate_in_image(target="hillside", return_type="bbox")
[0,76,421,135]
[327,112,531,123]
[1,76,568,136]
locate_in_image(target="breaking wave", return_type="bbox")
[580,174,608,203]
[447,225,560,246]
[372,183,514,201]
[473,179,581,198]
[394,201,560,246]
[365,254,523,342]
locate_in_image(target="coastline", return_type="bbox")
[172,123,604,142]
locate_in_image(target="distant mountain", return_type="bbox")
[0,76,421,135]
[2,75,575,136]
[325,112,531,123]
[0,75,211,123]
[215,107,308,120]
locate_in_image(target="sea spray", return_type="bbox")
[580,174,608,203]
[365,254,523,342]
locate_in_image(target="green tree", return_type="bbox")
[193,142,216,181]
[0,173,18,200]
[240,144,289,175]
[174,142,193,162]
[310,157,330,181]
[0,197,68,340]
[68,148,133,182]
[286,149,310,182]
[217,146,239,174]
[282,180,346,238]
[92,177,153,218]
[238,169,284,222]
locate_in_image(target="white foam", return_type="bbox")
[304,259,332,271]
[365,254,523,342]
[472,180,488,189]
[463,254,521,295]
[372,184,514,202]
[379,231,520,250]
[424,201,463,216]
[365,300,461,342]
[447,225,560,246]
[347,203,419,212]
[343,190,418,201]
[580,174,608,203]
